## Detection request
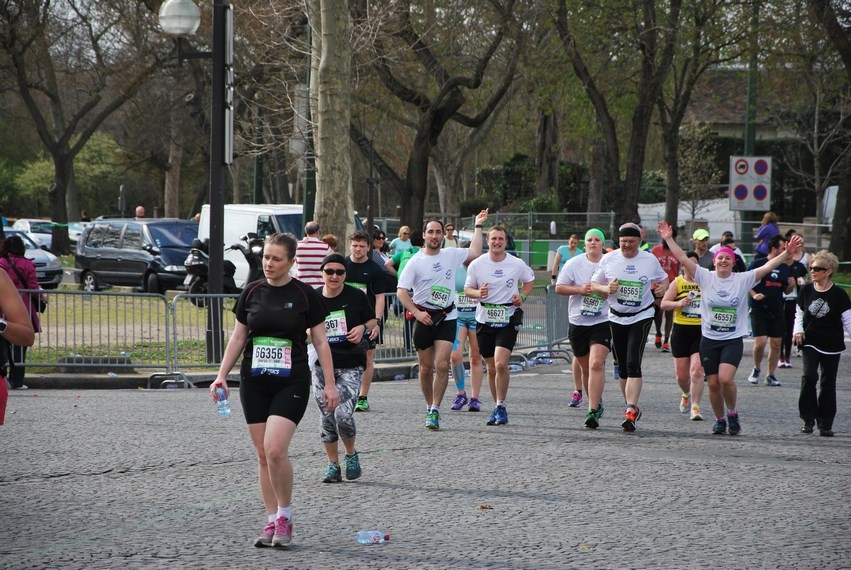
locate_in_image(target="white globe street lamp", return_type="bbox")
[158,0,201,36]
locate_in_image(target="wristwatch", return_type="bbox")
[0,319,7,335]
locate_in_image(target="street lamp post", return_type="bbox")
[159,0,233,362]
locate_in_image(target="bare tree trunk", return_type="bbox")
[535,110,559,196]
[311,0,354,240]
[661,128,680,227]
[164,116,182,218]
[586,137,605,214]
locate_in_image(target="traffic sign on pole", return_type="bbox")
[729,156,772,211]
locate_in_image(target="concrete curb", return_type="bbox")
[23,361,417,390]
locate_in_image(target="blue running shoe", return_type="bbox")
[494,404,508,425]
[727,413,741,435]
[425,410,440,430]
[486,407,499,425]
[344,452,362,480]
[322,462,342,483]
[712,419,727,435]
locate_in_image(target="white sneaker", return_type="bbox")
[679,393,690,414]
[747,368,760,384]
[690,405,703,421]
[12,384,28,390]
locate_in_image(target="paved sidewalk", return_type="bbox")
[2,348,849,569]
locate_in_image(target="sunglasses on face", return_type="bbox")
[322,268,346,276]
[375,236,385,240]
[810,266,827,272]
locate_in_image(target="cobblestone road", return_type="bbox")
[2,347,850,569]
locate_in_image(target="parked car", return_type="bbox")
[68,221,88,245]
[2,228,63,289]
[74,218,198,294]
[12,218,54,249]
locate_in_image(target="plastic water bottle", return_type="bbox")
[356,530,389,544]
[613,364,620,379]
[214,387,231,416]
[393,374,405,381]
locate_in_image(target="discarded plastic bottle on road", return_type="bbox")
[107,372,117,378]
[356,530,389,544]
[214,387,231,416]
[508,363,524,372]
[393,374,405,381]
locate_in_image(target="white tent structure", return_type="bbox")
[639,198,742,243]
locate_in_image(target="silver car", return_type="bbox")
[3,229,63,289]
[12,218,54,249]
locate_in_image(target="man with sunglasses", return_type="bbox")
[397,209,489,430]
[747,234,794,387]
[343,230,387,412]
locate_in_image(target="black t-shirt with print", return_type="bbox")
[235,279,328,382]
[797,283,851,353]
[320,285,374,369]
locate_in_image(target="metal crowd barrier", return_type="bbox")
[12,287,573,384]
[18,288,172,372]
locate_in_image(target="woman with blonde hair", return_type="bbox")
[793,250,851,437]
[389,226,412,256]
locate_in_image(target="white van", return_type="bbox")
[198,204,304,288]
[198,204,365,288]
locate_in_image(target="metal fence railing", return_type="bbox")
[12,287,574,385]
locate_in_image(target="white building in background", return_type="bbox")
[638,198,741,243]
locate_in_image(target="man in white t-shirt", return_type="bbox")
[592,222,669,432]
[464,226,535,426]
[397,209,489,431]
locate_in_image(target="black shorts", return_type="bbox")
[751,311,785,338]
[568,322,611,358]
[699,337,744,376]
[670,323,702,358]
[239,376,311,425]
[413,317,457,350]
[476,309,523,358]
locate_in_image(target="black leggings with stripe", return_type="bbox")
[610,317,654,379]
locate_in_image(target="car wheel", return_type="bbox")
[81,271,99,292]
[188,278,208,307]
[146,272,162,295]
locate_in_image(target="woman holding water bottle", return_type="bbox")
[660,251,705,421]
[210,232,339,549]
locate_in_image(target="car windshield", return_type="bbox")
[6,230,39,250]
[28,221,53,233]
[149,223,198,247]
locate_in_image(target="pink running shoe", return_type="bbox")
[568,390,582,407]
[272,516,293,548]
[254,521,275,547]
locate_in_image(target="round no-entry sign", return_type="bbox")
[729,156,772,211]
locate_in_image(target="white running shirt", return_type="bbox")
[465,254,535,326]
[557,254,609,326]
[591,249,668,325]
[397,248,469,320]
[693,267,759,340]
